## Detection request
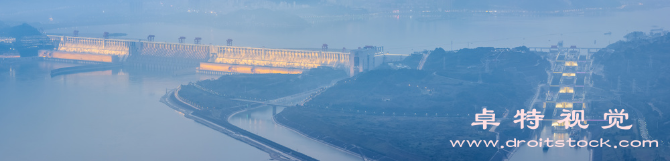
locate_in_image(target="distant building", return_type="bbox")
[15,35,54,57]
[349,46,380,76]
[0,37,15,44]
[0,37,18,56]
[348,46,405,76]
[650,29,667,37]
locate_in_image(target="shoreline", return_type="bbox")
[260,79,369,159]
[160,87,316,161]
[271,110,366,160]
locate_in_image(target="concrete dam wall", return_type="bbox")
[43,35,351,74]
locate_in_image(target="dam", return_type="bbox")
[39,35,381,75]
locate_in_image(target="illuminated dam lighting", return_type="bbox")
[559,87,574,93]
[44,36,355,74]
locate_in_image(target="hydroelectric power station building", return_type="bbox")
[39,35,400,76]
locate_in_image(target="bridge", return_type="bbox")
[41,35,361,75]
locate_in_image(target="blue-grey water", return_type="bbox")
[46,8,670,55]
[508,126,591,161]
[0,7,668,161]
[229,105,361,161]
[0,61,269,161]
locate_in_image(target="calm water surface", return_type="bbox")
[508,126,590,161]
[230,105,361,161]
[4,7,669,161]
[46,8,670,54]
[0,61,269,161]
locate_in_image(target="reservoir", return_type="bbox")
[0,61,269,161]
[1,7,668,161]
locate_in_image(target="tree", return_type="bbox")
[624,31,647,41]
[0,23,51,57]
[513,46,529,52]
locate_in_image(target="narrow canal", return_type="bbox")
[229,105,361,161]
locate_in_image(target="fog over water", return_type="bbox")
[0,62,269,161]
[1,1,669,160]
[45,7,670,54]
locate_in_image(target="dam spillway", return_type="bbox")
[41,35,353,74]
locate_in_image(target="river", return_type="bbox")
[508,126,591,161]
[0,57,593,161]
[0,61,270,161]
[229,105,361,161]
[2,7,668,161]
[45,8,670,55]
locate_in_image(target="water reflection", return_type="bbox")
[230,105,361,161]
[45,8,670,55]
[0,61,269,161]
[508,125,590,161]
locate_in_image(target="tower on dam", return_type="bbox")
[349,46,384,76]
[40,35,400,76]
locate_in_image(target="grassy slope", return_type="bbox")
[593,34,670,161]
[277,47,548,160]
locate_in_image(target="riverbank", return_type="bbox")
[273,48,545,160]
[0,60,275,161]
[0,56,43,63]
[273,110,385,160]
[266,91,366,159]
[161,87,317,161]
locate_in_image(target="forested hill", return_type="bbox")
[278,46,549,160]
[0,23,52,57]
[306,46,549,117]
[593,32,670,142]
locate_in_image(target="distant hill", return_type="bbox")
[277,46,548,160]
[0,23,42,38]
[0,23,51,57]
[305,47,548,115]
[593,32,670,143]
[449,0,622,11]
